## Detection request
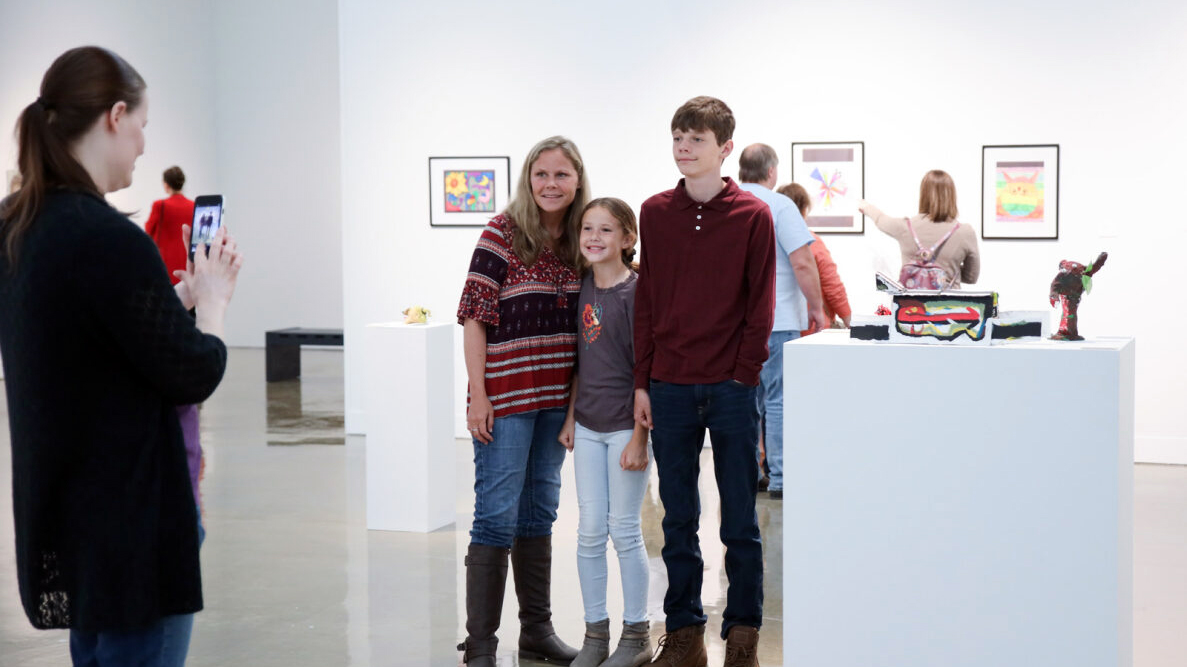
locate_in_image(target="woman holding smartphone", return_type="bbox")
[0,46,242,666]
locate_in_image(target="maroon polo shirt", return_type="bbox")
[633,177,776,390]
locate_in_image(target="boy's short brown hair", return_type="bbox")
[671,96,735,145]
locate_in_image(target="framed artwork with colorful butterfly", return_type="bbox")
[790,141,865,234]
[980,144,1059,240]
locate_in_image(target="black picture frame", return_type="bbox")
[980,144,1059,240]
[428,156,511,228]
[789,141,865,234]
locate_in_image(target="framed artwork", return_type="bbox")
[981,144,1059,240]
[428,156,510,227]
[790,141,865,233]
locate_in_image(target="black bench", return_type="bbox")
[265,328,344,381]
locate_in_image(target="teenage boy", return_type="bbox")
[634,96,775,667]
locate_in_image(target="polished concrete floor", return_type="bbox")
[0,348,1183,666]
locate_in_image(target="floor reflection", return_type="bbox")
[265,353,345,446]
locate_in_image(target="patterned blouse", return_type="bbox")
[457,214,580,418]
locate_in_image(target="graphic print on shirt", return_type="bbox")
[581,302,602,347]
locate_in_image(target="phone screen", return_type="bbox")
[190,202,223,259]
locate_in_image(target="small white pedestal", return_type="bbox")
[784,330,1134,667]
[364,321,455,532]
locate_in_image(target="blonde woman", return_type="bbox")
[456,136,590,667]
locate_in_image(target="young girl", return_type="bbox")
[559,198,652,667]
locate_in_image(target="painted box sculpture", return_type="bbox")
[851,274,1048,345]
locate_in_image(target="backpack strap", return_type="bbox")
[906,217,960,261]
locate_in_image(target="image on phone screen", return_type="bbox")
[190,200,223,259]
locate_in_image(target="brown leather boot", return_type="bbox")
[649,624,706,666]
[723,625,759,667]
[456,543,510,667]
[511,535,579,664]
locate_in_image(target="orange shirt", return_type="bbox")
[803,232,852,335]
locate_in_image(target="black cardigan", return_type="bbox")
[0,190,227,631]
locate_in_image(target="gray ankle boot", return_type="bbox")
[571,619,610,667]
[601,620,651,667]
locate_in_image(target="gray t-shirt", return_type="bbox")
[574,271,637,433]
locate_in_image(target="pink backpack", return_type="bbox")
[899,218,959,290]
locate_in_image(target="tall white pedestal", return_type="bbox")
[364,321,455,532]
[784,331,1134,667]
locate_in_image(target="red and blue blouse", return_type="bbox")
[457,214,580,418]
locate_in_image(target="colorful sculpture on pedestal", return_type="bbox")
[1049,252,1107,341]
[850,273,1048,345]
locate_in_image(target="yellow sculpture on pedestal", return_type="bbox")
[402,306,431,324]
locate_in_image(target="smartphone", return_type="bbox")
[189,195,225,260]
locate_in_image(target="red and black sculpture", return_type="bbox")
[1049,252,1108,341]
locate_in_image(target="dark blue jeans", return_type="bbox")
[649,379,763,638]
[69,520,205,666]
[69,614,194,667]
[470,408,568,548]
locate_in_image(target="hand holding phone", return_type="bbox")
[189,195,224,260]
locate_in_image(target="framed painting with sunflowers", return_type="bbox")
[981,144,1059,240]
[428,156,510,227]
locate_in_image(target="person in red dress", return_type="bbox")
[144,165,194,285]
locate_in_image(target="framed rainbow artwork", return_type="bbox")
[981,145,1059,240]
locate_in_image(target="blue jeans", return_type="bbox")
[759,330,800,492]
[649,379,763,638]
[69,521,205,667]
[573,423,650,623]
[70,614,195,667]
[470,408,568,548]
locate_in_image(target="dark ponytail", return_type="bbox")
[1,46,145,267]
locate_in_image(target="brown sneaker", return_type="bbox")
[723,626,759,667]
[649,624,706,666]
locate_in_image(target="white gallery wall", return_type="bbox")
[0,0,343,349]
[340,0,1187,463]
[209,0,343,347]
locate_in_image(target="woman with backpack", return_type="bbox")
[859,170,980,289]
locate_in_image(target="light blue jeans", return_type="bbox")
[573,423,650,623]
[759,329,800,492]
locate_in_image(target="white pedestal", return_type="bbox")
[784,330,1134,667]
[363,321,455,532]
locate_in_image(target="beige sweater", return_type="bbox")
[870,206,980,288]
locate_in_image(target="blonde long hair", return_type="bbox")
[504,136,589,268]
